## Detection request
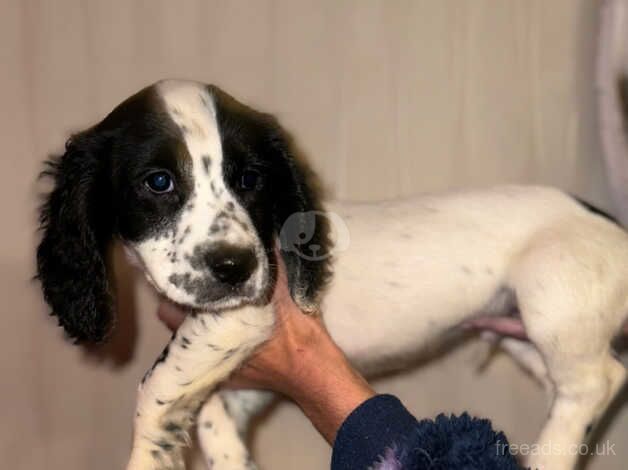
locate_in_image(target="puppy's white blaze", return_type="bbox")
[158,79,227,252]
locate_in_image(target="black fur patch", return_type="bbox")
[223,347,238,361]
[37,138,115,342]
[202,155,211,174]
[155,343,171,365]
[165,422,180,432]
[572,196,620,225]
[155,440,174,451]
[141,335,175,384]
[37,85,192,342]
[209,85,332,307]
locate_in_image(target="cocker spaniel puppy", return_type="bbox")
[38,80,627,470]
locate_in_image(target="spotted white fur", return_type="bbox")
[129,306,274,469]
[196,392,267,470]
[197,187,628,470]
[322,188,628,470]
[118,81,628,470]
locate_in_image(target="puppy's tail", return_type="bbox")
[598,0,628,225]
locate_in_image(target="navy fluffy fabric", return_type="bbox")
[395,413,522,470]
[331,395,522,470]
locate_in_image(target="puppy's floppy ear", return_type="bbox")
[37,131,115,342]
[269,128,332,311]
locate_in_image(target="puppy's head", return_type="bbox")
[37,80,331,342]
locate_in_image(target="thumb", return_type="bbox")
[157,301,187,331]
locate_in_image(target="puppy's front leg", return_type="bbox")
[196,390,275,470]
[127,305,274,470]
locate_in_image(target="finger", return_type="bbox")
[222,362,268,390]
[270,249,302,323]
[271,249,291,304]
[221,376,261,390]
[157,301,187,331]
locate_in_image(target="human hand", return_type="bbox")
[157,254,374,443]
[156,257,335,395]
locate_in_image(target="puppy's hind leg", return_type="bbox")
[482,333,553,398]
[525,351,625,470]
[511,241,627,470]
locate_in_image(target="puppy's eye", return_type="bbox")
[240,170,260,190]
[144,171,174,193]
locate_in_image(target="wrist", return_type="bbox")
[286,344,375,443]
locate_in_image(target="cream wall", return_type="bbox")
[1,1,626,469]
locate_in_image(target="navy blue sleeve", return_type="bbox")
[331,394,418,469]
[331,394,522,470]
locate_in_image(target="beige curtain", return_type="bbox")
[2,0,626,469]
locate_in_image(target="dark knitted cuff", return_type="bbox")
[331,394,418,470]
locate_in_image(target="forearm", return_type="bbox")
[283,342,375,444]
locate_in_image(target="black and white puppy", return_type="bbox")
[37,80,330,469]
[37,80,628,470]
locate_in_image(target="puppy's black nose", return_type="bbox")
[205,245,258,285]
